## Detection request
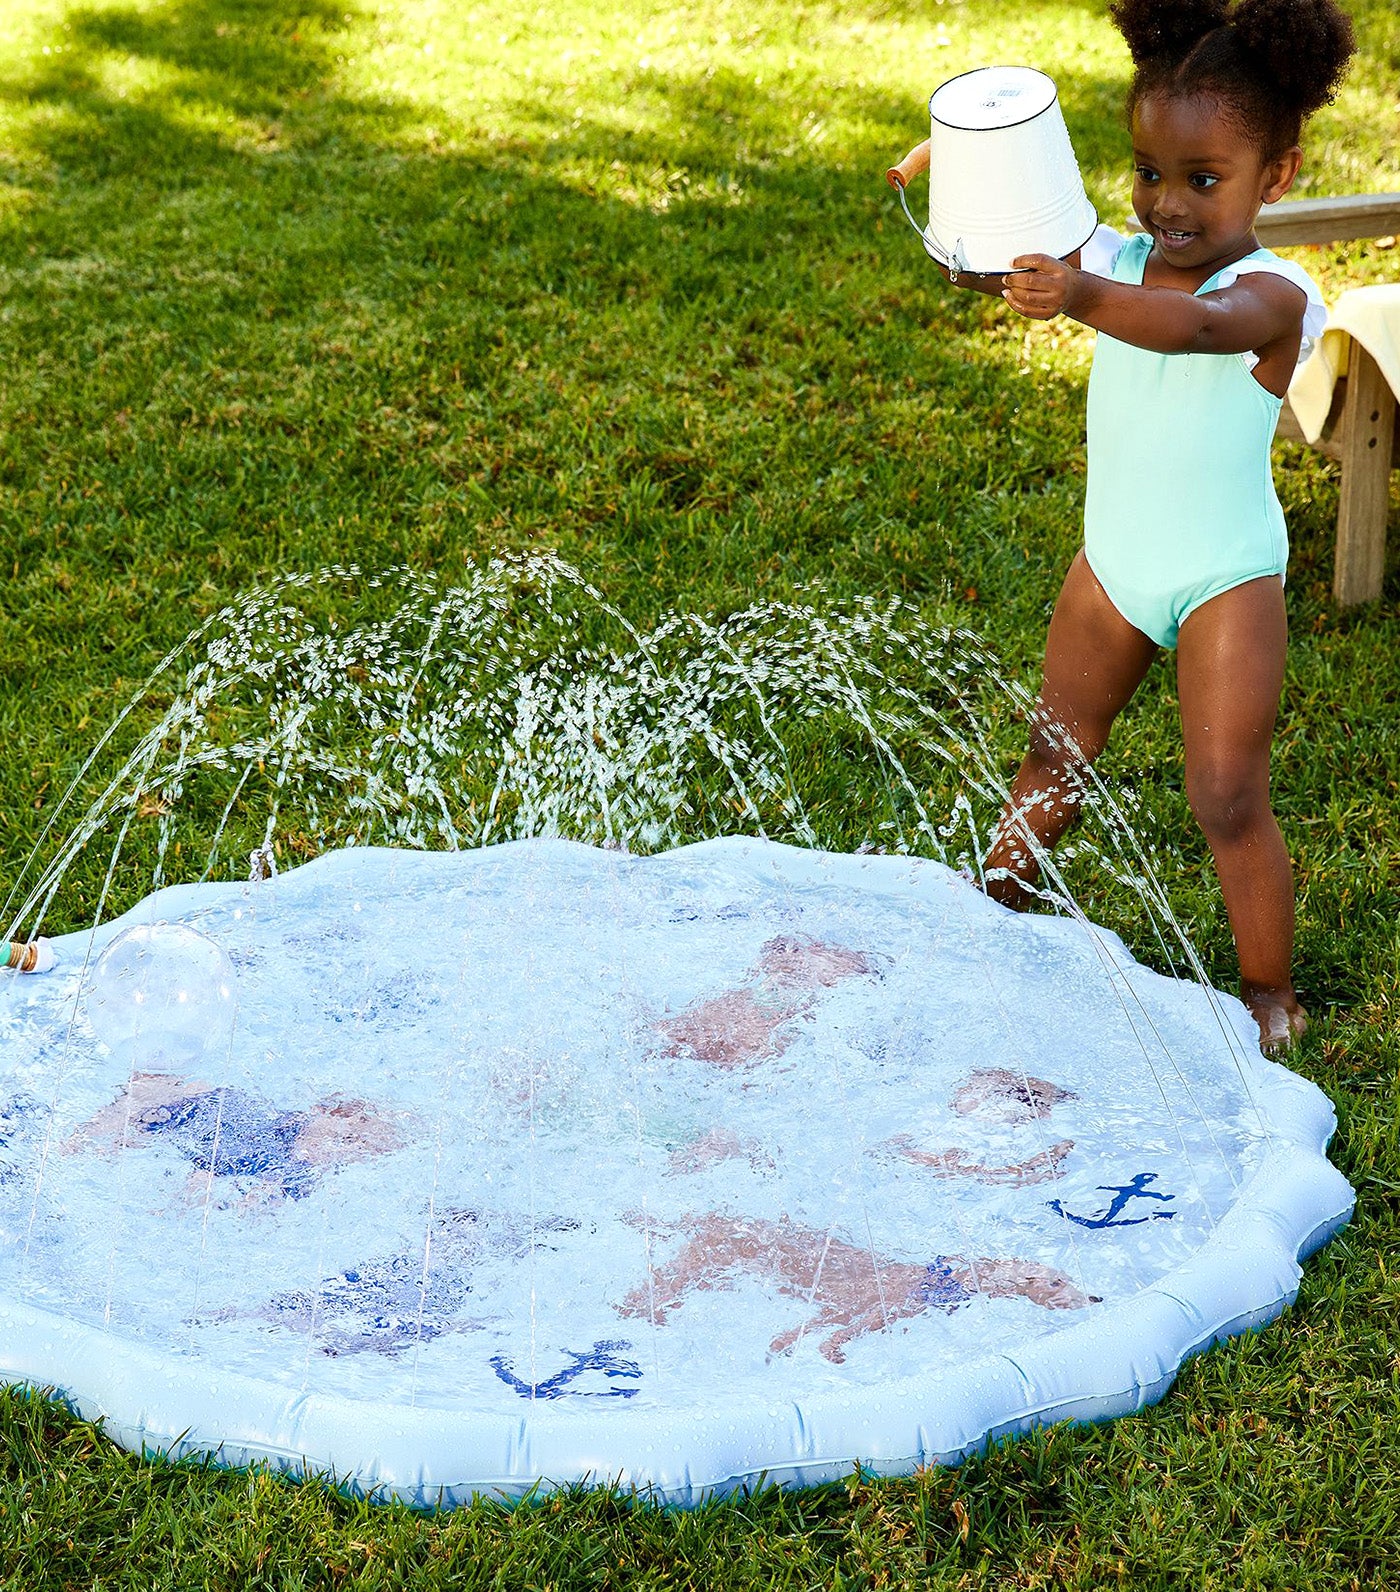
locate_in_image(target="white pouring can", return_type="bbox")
[913,66,1097,277]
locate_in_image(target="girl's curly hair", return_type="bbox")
[1108,0,1355,154]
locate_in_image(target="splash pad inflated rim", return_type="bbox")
[0,837,1352,1508]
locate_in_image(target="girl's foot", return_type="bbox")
[1243,986,1308,1055]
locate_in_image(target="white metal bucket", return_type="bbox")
[911,66,1097,277]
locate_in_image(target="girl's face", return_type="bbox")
[1130,93,1301,276]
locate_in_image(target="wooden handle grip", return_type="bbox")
[885,139,931,190]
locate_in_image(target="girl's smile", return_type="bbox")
[1131,94,1301,285]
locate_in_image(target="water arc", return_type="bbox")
[0,560,1352,1505]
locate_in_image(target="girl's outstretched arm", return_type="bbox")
[1002,252,1306,360]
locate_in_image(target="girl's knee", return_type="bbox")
[1186,764,1271,846]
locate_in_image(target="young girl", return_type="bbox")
[971,0,1355,1052]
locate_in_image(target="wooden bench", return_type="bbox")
[1257,192,1400,606]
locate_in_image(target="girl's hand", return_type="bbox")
[1001,254,1084,320]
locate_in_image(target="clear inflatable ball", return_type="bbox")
[84,923,237,1067]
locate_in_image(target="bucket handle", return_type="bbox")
[884,140,930,191]
[885,139,969,280]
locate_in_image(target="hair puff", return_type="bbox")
[1108,0,1230,66]
[1230,0,1356,118]
[1110,0,1356,153]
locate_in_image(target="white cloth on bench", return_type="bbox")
[1288,283,1400,443]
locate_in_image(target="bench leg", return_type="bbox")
[1333,342,1395,606]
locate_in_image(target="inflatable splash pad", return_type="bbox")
[0,838,1352,1506]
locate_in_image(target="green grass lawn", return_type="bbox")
[1,0,1399,1585]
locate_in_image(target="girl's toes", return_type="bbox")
[1248,995,1308,1055]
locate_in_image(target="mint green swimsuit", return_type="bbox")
[1084,233,1300,649]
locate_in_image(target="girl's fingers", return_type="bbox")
[1002,287,1058,319]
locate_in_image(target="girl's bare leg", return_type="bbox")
[1176,577,1304,1050]
[983,555,1158,906]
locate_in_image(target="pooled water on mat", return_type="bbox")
[0,555,1269,1418]
[2,842,1270,1412]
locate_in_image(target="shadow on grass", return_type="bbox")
[11,0,372,131]
[0,0,1118,629]
[0,0,1136,313]
[0,0,1377,646]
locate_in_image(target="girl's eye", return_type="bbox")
[1134,166,1159,183]
[1189,174,1220,189]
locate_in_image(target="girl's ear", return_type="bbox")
[1262,146,1303,206]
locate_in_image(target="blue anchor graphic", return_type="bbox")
[490,1338,643,1400]
[1048,1172,1177,1229]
